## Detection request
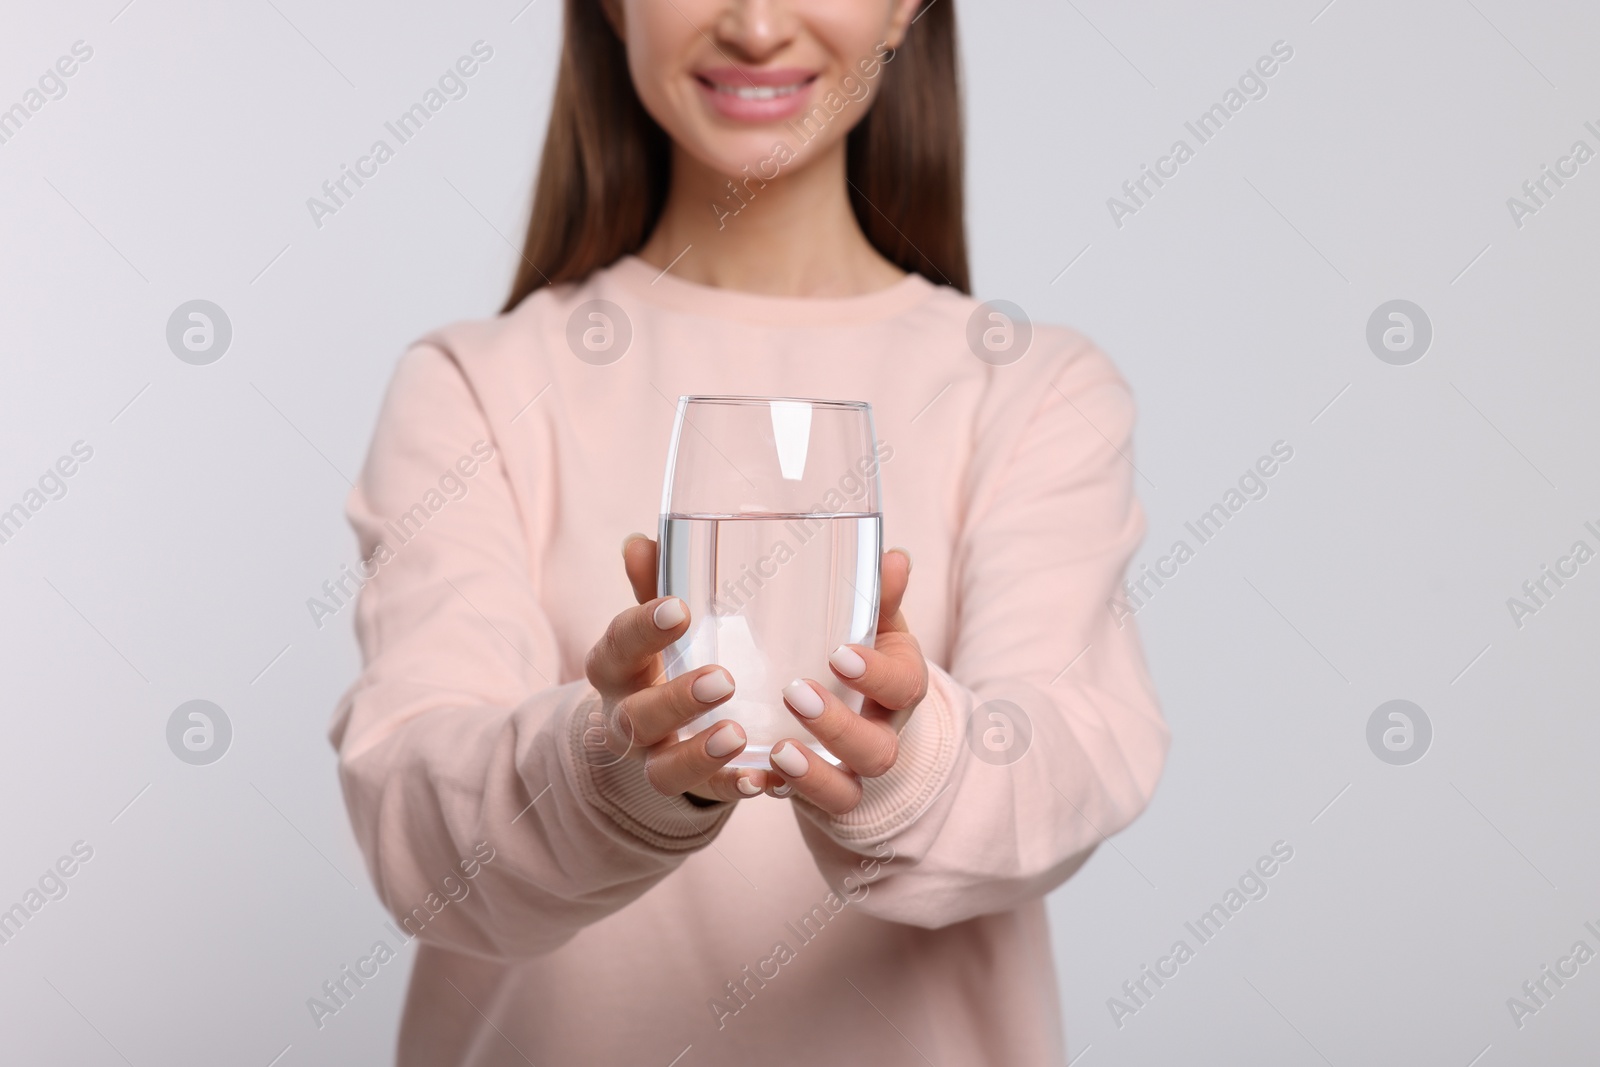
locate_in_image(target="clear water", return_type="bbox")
[659,513,882,769]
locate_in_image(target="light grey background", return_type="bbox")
[2,1,1596,1064]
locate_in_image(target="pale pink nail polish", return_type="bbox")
[770,742,809,777]
[705,724,744,758]
[736,775,761,797]
[771,783,793,798]
[783,679,825,719]
[829,644,866,679]
[692,669,734,702]
[653,598,687,629]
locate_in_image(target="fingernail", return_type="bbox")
[771,783,793,798]
[890,546,912,572]
[736,775,762,797]
[653,598,687,629]
[783,679,825,719]
[692,669,734,702]
[621,532,648,558]
[770,742,809,778]
[706,723,745,758]
[829,645,866,679]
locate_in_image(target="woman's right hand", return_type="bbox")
[581,533,770,803]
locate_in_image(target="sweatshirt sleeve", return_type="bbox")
[328,341,734,960]
[792,341,1170,928]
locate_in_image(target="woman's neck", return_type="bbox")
[635,141,905,298]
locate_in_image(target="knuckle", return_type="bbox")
[603,616,630,659]
[911,660,930,704]
[626,690,675,747]
[584,642,607,686]
[642,682,685,738]
[622,606,654,648]
[890,668,925,710]
[860,736,898,778]
[590,619,630,679]
[607,697,634,742]
[813,709,852,745]
[827,781,864,815]
[643,754,673,796]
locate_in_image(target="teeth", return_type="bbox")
[714,82,804,101]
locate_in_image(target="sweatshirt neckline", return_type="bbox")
[606,254,934,327]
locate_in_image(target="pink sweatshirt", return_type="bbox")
[329,256,1168,1066]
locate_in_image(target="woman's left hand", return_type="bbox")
[766,548,928,814]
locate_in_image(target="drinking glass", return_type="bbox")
[658,396,883,769]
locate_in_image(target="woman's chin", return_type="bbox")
[680,135,821,186]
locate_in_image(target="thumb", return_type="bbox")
[622,533,658,605]
[877,548,912,630]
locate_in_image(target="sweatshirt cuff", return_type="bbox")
[797,662,960,847]
[562,690,735,851]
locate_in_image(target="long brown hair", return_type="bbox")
[501,1,967,312]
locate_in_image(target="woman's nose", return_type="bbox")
[713,0,798,63]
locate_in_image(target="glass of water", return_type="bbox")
[658,396,884,769]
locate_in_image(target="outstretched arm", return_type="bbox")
[769,347,1170,927]
[331,342,757,959]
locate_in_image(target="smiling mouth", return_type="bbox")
[695,74,817,101]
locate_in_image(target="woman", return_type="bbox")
[330,0,1168,1062]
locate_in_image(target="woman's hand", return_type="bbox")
[765,548,927,814]
[582,534,771,803]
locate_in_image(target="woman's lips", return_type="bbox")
[694,67,818,123]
